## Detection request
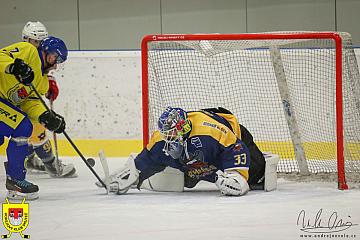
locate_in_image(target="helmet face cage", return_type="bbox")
[22,21,48,41]
[158,107,191,155]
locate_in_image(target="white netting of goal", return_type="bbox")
[143,32,360,186]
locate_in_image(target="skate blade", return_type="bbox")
[6,190,39,201]
[51,169,78,178]
[26,169,48,175]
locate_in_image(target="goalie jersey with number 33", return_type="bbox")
[135,110,251,186]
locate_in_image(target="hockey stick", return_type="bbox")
[29,83,107,189]
[49,99,61,173]
[98,150,110,194]
[49,99,59,161]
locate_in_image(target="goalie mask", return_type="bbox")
[158,107,191,158]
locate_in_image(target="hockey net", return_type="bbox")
[141,32,360,189]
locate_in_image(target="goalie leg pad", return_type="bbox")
[141,167,184,192]
[264,153,280,192]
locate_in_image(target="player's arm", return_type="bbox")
[20,95,65,135]
[106,136,179,194]
[1,43,38,85]
[45,75,59,101]
[0,56,34,86]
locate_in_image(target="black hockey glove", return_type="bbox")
[8,58,34,85]
[39,111,66,133]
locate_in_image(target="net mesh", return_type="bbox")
[144,32,360,182]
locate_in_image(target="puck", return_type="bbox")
[87,158,95,167]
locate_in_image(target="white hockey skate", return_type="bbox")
[25,153,46,174]
[44,158,78,178]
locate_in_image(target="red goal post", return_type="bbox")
[141,32,360,190]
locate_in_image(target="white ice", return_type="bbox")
[0,156,359,240]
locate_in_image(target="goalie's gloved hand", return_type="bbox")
[215,170,249,196]
[8,58,34,85]
[96,155,139,194]
[39,110,66,133]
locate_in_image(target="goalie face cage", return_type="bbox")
[141,32,360,190]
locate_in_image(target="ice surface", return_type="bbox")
[0,156,359,240]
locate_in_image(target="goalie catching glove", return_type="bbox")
[215,170,249,196]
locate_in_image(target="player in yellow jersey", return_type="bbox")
[22,21,76,177]
[0,36,67,199]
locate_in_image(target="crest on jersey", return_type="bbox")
[7,85,29,105]
[2,198,30,239]
[184,150,217,179]
[233,143,244,152]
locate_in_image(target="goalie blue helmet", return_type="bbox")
[39,36,68,63]
[158,107,191,158]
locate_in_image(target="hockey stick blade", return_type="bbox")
[98,150,110,194]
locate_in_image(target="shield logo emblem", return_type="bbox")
[2,198,30,239]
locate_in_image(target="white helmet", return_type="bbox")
[22,21,48,41]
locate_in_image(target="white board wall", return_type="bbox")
[52,49,360,140]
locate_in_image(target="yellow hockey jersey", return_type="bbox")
[0,42,49,121]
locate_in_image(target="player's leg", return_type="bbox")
[141,167,184,192]
[240,124,279,191]
[28,122,77,178]
[0,98,39,200]
[27,122,46,172]
[239,124,266,188]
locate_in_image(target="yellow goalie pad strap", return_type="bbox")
[0,100,25,129]
[28,122,48,145]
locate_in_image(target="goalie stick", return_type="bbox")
[98,150,110,194]
[29,83,106,188]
